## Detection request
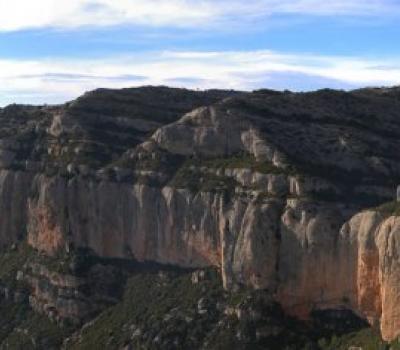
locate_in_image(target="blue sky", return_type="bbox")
[1,0,400,106]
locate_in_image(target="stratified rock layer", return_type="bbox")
[24,173,400,340]
[1,86,400,340]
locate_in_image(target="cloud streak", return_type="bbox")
[0,0,399,32]
[1,50,400,106]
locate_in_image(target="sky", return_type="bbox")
[0,0,400,106]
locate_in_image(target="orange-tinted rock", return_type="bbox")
[3,87,400,341]
[27,205,65,255]
[23,174,400,340]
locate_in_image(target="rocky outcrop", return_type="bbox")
[22,171,400,340]
[1,86,400,341]
[26,262,123,323]
[152,106,288,166]
[0,170,34,247]
[27,176,223,266]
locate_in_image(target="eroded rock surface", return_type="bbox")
[0,86,400,340]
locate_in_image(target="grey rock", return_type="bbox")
[191,270,206,284]
[0,150,15,168]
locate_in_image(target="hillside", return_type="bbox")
[0,86,400,349]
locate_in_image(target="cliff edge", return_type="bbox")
[0,86,400,344]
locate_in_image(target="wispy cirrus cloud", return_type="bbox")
[0,0,399,32]
[1,50,400,106]
[14,73,145,82]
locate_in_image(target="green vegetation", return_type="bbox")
[0,243,34,288]
[374,201,400,217]
[112,151,184,175]
[183,153,288,175]
[302,190,385,207]
[316,328,387,350]
[0,243,73,349]
[169,153,292,194]
[67,268,224,350]
[170,165,239,194]
[0,305,72,350]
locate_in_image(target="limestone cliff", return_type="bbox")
[24,175,400,340]
[1,86,400,342]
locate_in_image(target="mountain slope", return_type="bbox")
[0,86,400,348]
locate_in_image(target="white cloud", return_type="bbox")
[273,0,398,16]
[0,0,398,32]
[1,50,400,106]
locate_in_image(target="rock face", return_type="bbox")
[1,86,400,340]
[23,261,125,324]
[27,178,223,266]
[24,177,400,340]
[0,170,34,247]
